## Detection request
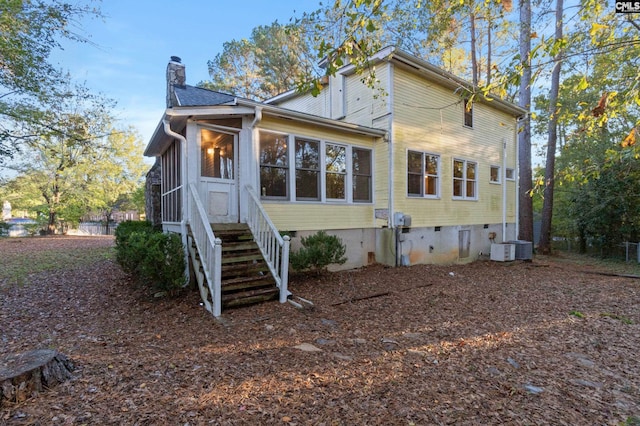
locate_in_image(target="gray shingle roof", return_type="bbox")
[173,85,235,107]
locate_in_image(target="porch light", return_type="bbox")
[207,148,214,155]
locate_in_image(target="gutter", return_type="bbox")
[162,118,190,285]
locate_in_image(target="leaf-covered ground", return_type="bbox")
[1,236,639,425]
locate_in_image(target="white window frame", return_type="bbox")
[490,165,501,184]
[259,132,373,204]
[505,168,515,181]
[453,158,478,200]
[407,150,440,199]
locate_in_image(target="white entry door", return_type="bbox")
[199,128,238,223]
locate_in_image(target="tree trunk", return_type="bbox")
[518,0,534,243]
[538,0,564,254]
[470,10,479,87]
[0,350,74,407]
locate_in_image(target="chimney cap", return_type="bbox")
[170,56,182,63]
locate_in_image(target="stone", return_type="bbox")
[321,319,338,327]
[332,353,353,361]
[523,384,544,394]
[507,357,520,369]
[293,343,322,352]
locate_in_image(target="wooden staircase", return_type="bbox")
[208,223,279,309]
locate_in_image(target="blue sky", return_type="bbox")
[51,0,322,149]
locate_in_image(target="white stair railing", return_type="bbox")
[188,183,222,317]
[245,185,290,303]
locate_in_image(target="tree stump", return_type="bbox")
[0,349,74,407]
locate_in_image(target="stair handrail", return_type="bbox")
[188,183,222,317]
[245,185,290,303]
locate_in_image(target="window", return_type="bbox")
[353,148,372,202]
[325,143,347,200]
[408,151,440,197]
[295,138,320,200]
[463,99,473,128]
[490,166,501,183]
[506,168,515,180]
[259,131,289,198]
[259,133,372,203]
[201,129,234,179]
[453,159,477,199]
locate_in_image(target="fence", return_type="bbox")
[77,222,118,236]
[552,238,640,263]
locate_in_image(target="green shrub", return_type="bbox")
[0,222,9,237]
[115,220,154,249]
[290,230,347,274]
[114,221,186,295]
[137,232,186,294]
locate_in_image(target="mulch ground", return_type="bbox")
[1,236,639,425]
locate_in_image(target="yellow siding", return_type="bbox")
[274,89,329,117]
[343,65,390,127]
[258,117,377,146]
[391,65,518,227]
[264,203,375,231]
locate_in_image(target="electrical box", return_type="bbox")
[490,243,515,262]
[393,212,412,227]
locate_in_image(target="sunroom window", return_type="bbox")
[259,131,289,198]
[325,143,347,200]
[295,138,320,200]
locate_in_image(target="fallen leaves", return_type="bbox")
[1,237,640,424]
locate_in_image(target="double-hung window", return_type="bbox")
[352,148,372,202]
[408,150,440,197]
[325,143,347,200]
[295,138,320,200]
[259,131,289,198]
[453,159,477,200]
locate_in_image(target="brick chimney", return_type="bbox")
[166,56,185,108]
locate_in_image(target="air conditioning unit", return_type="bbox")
[491,243,516,262]
[507,240,533,260]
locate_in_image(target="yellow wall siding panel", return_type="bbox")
[263,203,375,231]
[258,117,377,147]
[275,89,329,117]
[391,66,518,228]
[343,65,390,127]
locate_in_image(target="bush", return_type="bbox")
[290,230,347,274]
[115,220,154,249]
[114,221,186,294]
[136,232,186,294]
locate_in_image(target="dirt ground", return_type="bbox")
[1,236,639,425]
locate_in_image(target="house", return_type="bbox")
[144,48,526,317]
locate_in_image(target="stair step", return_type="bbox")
[222,275,276,292]
[222,242,260,252]
[222,287,279,308]
[221,253,264,264]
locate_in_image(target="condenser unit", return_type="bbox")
[490,243,516,262]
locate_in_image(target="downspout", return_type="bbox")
[514,117,522,240]
[162,118,189,284]
[502,137,507,241]
[251,105,263,128]
[388,62,396,266]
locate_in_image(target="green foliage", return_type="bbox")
[200,21,318,100]
[114,220,154,271]
[0,1,101,162]
[137,232,187,294]
[290,231,347,274]
[114,222,186,294]
[569,310,585,319]
[0,221,10,237]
